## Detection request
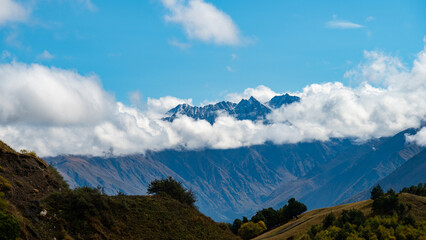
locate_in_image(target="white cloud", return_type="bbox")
[366,16,375,22]
[231,53,238,60]
[37,50,55,60]
[76,0,97,11]
[326,20,364,29]
[226,66,234,72]
[226,85,282,103]
[406,127,426,147]
[0,62,115,125]
[0,0,28,25]
[168,39,191,49]
[160,0,242,45]
[1,44,426,156]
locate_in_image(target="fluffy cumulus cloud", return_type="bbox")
[1,44,426,156]
[226,85,283,103]
[160,0,242,45]
[406,127,426,147]
[0,0,28,25]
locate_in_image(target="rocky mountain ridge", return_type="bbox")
[164,93,300,124]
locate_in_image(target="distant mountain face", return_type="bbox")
[45,128,424,221]
[343,148,426,204]
[163,94,300,124]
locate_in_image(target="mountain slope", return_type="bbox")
[343,148,426,203]
[47,140,352,221]
[263,129,422,211]
[255,193,426,240]
[0,140,239,240]
[46,129,423,222]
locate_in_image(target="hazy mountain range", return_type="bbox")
[45,95,426,221]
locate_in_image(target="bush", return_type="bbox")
[238,221,267,240]
[147,176,196,208]
[0,212,20,240]
[337,209,365,227]
[20,149,37,157]
[0,177,11,192]
[322,213,336,228]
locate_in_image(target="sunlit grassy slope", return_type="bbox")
[255,193,426,240]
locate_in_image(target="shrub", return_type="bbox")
[0,212,20,240]
[322,212,336,228]
[238,221,267,240]
[0,177,11,192]
[20,149,37,157]
[337,209,365,227]
[147,176,196,208]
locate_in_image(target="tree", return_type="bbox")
[238,221,267,240]
[371,184,384,200]
[230,219,242,235]
[147,176,196,208]
[322,213,336,228]
[280,198,307,223]
[372,188,399,215]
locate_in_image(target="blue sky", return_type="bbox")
[1,0,425,105]
[1,0,426,156]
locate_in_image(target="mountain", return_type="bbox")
[0,141,238,240]
[47,140,352,221]
[164,101,237,124]
[266,93,301,109]
[264,128,422,210]
[343,148,426,203]
[163,94,300,124]
[46,128,423,222]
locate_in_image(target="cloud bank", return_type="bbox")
[0,0,28,25]
[1,45,426,156]
[160,0,242,45]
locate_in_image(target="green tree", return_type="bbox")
[230,219,242,235]
[372,189,399,215]
[147,176,196,208]
[280,198,307,223]
[255,208,280,229]
[370,184,384,200]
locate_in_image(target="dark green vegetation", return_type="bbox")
[0,140,238,240]
[256,185,426,240]
[305,186,426,239]
[231,198,307,239]
[147,176,196,208]
[400,183,426,197]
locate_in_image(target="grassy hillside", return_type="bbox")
[254,193,426,240]
[0,140,239,240]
